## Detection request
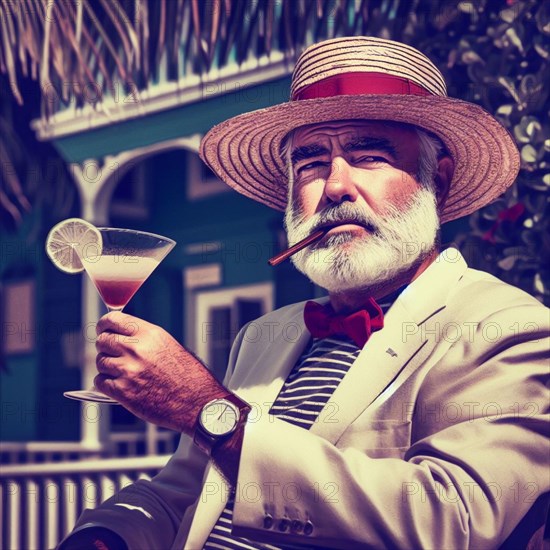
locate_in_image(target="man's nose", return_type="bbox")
[323,157,359,204]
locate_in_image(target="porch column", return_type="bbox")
[71,158,120,451]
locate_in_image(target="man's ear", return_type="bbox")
[434,155,454,210]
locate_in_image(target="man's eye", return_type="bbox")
[354,155,388,164]
[296,161,328,174]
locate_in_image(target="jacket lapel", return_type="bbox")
[310,249,469,444]
[310,297,427,443]
[228,304,316,417]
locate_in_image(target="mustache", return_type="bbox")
[311,203,379,234]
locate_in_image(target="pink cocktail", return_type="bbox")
[94,279,144,310]
[84,254,162,311]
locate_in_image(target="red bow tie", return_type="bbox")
[303,298,384,348]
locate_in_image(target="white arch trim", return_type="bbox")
[71,134,202,224]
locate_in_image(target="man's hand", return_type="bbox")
[94,311,226,434]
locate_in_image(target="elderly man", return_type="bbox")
[59,37,549,549]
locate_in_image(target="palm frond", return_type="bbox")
[5,0,450,115]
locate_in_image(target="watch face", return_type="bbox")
[200,399,239,436]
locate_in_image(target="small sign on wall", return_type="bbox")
[184,264,222,289]
[1,279,36,354]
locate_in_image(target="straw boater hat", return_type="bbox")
[199,36,520,223]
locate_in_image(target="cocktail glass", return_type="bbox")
[64,228,176,404]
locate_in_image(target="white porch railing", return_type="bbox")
[0,429,179,464]
[0,442,103,465]
[0,455,170,550]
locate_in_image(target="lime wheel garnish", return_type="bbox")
[45,218,102,273]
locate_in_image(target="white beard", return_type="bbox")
[284,188,440,293]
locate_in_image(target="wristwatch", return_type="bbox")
[194,393,251,456]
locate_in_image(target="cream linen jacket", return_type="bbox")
[71,249,550,549]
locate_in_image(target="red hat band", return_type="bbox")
[292,72,433,101]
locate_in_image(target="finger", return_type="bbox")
[94,373,119,398]
[96,311,141,337]
[95,331,124,355]
[96,352,122,377]
[94,373,131,401]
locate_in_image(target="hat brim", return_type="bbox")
[199,95,520,223]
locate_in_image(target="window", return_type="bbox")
[193,283,273,380]
[110,163,149,219]
[1,279,35,355]
[186,152,230,201]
